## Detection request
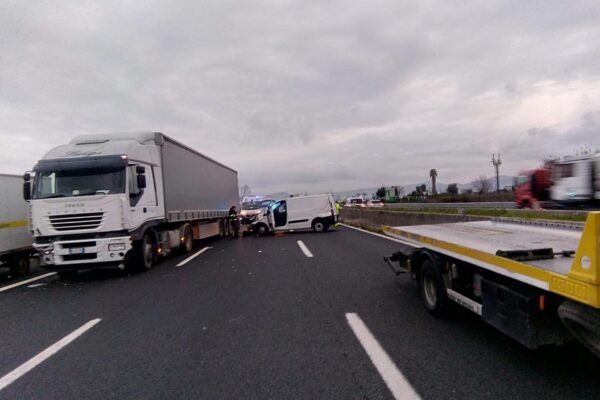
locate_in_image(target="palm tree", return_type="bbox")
[429,169,438,195]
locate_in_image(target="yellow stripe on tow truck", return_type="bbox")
[0,220,28,229]
[383,212,600,309]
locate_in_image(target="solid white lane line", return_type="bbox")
[0,318,102,391]
[339,223,418,247]
[296,240,314,258]
[176,247,212,267]
[0,272,57,294]
[346,313,421,400]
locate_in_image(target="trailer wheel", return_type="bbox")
[179,225,193,254]
[558,300,600,357]
[9,256,30,276]
[312,219,326,233]
[419,259,448,317]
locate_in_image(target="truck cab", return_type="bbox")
[26,137,162,269]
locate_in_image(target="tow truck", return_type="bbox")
[383,212,600,357]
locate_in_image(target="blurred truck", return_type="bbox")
[550,153,600,208]
[0,174,33,276]
[24,132,238,277]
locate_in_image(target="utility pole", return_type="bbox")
[491,153,502,192]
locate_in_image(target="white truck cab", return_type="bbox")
[252,194,337,235]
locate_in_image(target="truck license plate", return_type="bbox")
[69,248,85,254]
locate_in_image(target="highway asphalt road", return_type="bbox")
[1,227,599,399]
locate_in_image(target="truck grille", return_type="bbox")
[48,212,104,231]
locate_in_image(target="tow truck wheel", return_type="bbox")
[419,259,448,317]
[558,300,600,357]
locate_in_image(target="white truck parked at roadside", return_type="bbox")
[251,194,337,235]
[24,132,239,278]
[0,174,33,276]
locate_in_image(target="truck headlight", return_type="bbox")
[108,243,126,251]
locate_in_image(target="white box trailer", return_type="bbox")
[25,132,238,276]
[0,174,32,276]
[383,214,600,357]
[251,194,337,235]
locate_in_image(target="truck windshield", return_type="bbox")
[33,167,126,199]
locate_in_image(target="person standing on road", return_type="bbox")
[228,205,239,238]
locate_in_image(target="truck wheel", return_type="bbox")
[312,219,326,233]
[419,259,448,317]
[558,300,600,357]
[138,233,157,271]
[179,225,193,254]
[254,223,268,236]
[9,256,30,276]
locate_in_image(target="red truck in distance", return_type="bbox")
[514,167,551,208]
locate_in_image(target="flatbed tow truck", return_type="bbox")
[383,212,600,357]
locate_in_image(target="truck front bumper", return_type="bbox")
[34,236,133,267]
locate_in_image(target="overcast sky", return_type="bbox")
[1,1,600,193]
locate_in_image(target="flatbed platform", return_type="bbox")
[383,213,600,308]
[388,220,580,275]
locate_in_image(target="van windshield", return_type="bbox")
[33,167,126,199]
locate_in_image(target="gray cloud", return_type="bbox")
[1,0,600,194]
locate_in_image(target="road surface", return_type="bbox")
[1,227,599,399]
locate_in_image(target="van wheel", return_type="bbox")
[419,259,448,317]
[558,300,600,357]
[254,223,268,236]
[179,225,193,254]
[312,219,326,233]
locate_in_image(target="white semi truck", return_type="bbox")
[550,152,600,207]
[24,132,239,277]
[383,214,600,357]
[0,174,33,276]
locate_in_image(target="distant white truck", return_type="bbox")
[0,174,33,276]
[24,132,239,277]
[251,194,337,235]
[550,152,600,207]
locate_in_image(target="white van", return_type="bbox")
[252,194,337,235]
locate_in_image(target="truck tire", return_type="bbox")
[312,219,326,233]
[418,259,448,317]
[179,224,193,254]
[254,223,268,236]
[558,300,600,357]
[137,233,157,271]
[9,256,30,276]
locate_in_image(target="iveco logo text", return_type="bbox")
[65,203,85,208]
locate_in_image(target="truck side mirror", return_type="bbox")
[137,174,147,189]
[136,166,145,174]
[23,181,31,201]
